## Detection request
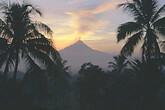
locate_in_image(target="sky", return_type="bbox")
[4,0,165,54]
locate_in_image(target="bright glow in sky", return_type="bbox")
[5,0,165,54]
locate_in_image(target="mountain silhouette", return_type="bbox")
[61,40,92,52]
[59,40,114,74]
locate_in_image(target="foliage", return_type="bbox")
[108,54,130,73]
[77,63,107,110]
[117,0,165,60]
[0,1,59,83]
[130,59,165,110]
[0,1,61,110]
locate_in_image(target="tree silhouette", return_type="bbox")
[104,71,140,110]
[106,56,140,110]
[108,54,130,73]
[0,1,61,110]
[0,1,59,82]
[130,59,164,110]
[117,0,165,61]
[77,63,107,110]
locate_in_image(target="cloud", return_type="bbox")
[66,1,119,41]
[91,1,119,14]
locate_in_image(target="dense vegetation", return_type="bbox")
[0,0,164,110]
[76,58,165,110]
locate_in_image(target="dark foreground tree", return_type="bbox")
[105,56,140,110]
[108,54,130,73]
[0,1,60,110]
[77,63,107,110]
[117,0,165,61]
[0,1,59,82]
[21,59,71,110]
[131,59,164,110]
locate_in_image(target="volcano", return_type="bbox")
[59,40,114,74]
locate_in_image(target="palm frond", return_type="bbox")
[27,48,57,71]
[23,51,43,74]
[26,36,60,61]
[2,52,15,79]
[118,2,146,23]
[151,4,165,22]
[0,1,9,12]
[130,59,143,72]
[115,54,129,67]
[0,37,8,50]
[121,31,143,56]
[49,46,60,62]
[0,1,56,83]
[113,55,120,64]
[154,17,165,36]
[108,62,117,68]
[0,52,8,69]
[27,37,51,45]
[25,24,41,38]
[0,19,13,39]
[30,5,42,16]
[140,0,158,21]
[22,52,47,90]
[20,2,42,16]
[109,54,129,72]
[34,22,53,36]
[160,41,165,51]
[132,0,141,5]
[117,22,142,42]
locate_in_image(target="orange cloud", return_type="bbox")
[66,1,119,41]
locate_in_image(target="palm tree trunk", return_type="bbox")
[13,53,19,82]
[3,53,12,81]
[146,50,151,62]
[3,62,9,82]
[146,41,151,61]
[146,30,152,62]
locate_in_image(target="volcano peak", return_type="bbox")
[60,40,92,52]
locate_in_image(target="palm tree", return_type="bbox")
[117,0,165,61]
[108,54,130,73]
[77,63,107,110]
[0,1,59,82]
[130,59,164,110]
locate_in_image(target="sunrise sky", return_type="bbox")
[15,0,165,54]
